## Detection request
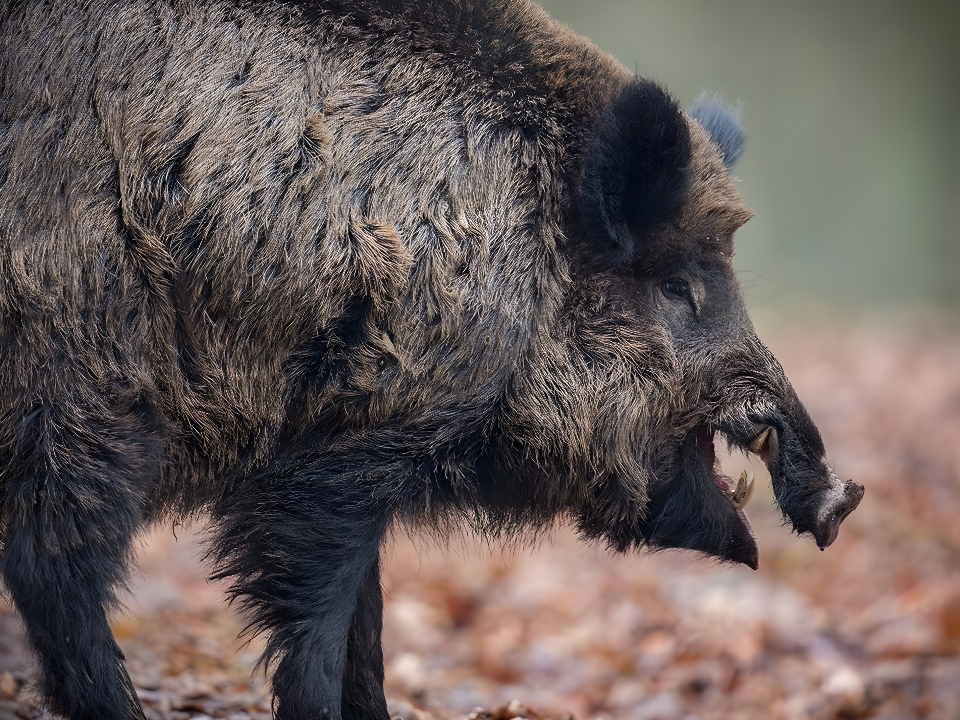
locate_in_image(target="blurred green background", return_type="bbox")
[538,0,960,312]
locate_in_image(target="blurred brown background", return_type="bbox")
[541,0,960,312]
[1,2,958,719]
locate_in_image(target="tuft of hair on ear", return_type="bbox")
[688,92,745,171]
[579,79,692,265]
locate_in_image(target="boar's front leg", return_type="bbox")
[0,404,153,720]
[209,462,391,720]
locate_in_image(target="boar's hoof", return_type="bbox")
[812,479,865,549]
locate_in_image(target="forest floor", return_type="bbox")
[0,314,958,720]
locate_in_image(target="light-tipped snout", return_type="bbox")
[810,470,864,549]
[745,416,863,549]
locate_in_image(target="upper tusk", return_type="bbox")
[748,427,771,454]
[729,470,755,510]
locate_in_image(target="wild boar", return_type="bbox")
[0,0,863,718]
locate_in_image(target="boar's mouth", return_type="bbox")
[640,423,762,570]
[698,425,756,510]
[641,414,864,570]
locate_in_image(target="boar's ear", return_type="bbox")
[688,92,745,170]
[579,79,691,264]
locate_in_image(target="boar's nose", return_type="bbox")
[811,474,865,550]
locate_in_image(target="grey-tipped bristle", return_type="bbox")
[689,92,745,170]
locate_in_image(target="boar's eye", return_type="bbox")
[661,278,697,313]
[662,278,690,299]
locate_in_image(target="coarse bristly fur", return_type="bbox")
[0,0,863,718]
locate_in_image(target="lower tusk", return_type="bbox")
[749,427,771,454]
[729,470,755,510]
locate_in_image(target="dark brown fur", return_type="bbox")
[0,1,862,718]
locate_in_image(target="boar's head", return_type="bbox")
[504,82,863,569]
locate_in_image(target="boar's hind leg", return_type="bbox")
[210,473,390,720]
[0,411,150,719]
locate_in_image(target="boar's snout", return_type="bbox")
[810,469,865,549]
[745,407,864,550]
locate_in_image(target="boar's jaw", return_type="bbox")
[641,426,759,570]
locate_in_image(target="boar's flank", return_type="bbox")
[0,0,863,718]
